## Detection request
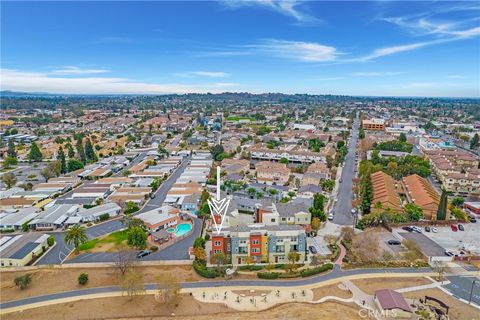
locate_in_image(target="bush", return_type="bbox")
[193,261,219,278]
[98,213,110,222]
[150,246,158,252]
[239,265,263,271]
[257,272,280,279]
[0,228,15,233]
[14,274,32,290]
[47,235,55,247]
[300,263,334,277]
[78,273,89,285]
[204,234,210,241]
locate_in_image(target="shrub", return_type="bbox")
[0,228,15,233]
[14,274,32,290]
[47,235,55,246]
[257,272,280,279]
[98,213,110,222]
[150,246,158,252]
[300,263,334,277]
[239,265,263,271]
[78,273,89,285]
[193,261,219,278]
[204,234,210,241]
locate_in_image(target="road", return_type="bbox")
[332,115,359,225]
[37,156,190,265]
[0,266,453,311]
[444,275,480,305]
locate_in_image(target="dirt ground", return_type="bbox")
[403,288,479,320]
[312,283,353,300]
[352,276,433,295]
[2,295,365,320]
[0,265,201,302]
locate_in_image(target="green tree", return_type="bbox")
[127,226,147,249]
[437,189,448,220]
[359,128,365,139]
[399,132,407,142]
[280,157,289,164]
[65,225,88,250]
[451,197,464,207]
[124,201,140,214]
[1,172,17,189]
[7,139,17,158]
[57,146,67,174]
[210,145,224,161]
[3,157,18,169]
[66,142,75,158]
[40,166,55,182]
[405,203,424,221]
[28,142,43,162]
[470,133,479,150]
[309,193,327,221]
[85,138,98,162]
[76,138,86,164]
[67,159,84,172]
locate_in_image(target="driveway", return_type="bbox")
[333,115,359,225]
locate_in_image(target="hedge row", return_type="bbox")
[193,261,219,278]
[257,272,280,279]
[239,265,263,271]
[300,263,334,277]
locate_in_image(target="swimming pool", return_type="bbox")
[167,228,175,233]
[175,223,192,237]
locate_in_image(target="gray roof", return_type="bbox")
[0,233,48,259]
[274,202,310,217]
[299,184,323,194]
[233,196,272,209]
[10,242,39,259]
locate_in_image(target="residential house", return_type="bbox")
[0,233,50,267]
[136,206,181,231]
[255,161,290,185]
[402,174,440,220]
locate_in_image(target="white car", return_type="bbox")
[328,213,334,220]
[431,227,438,233]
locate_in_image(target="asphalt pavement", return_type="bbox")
[332,116,359,225]
[443,275,480,306]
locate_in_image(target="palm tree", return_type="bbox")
[65,225,88,250]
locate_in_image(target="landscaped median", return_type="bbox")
[77,230,128,252]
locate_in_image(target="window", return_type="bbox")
[282,217,286,221]
[214,241,221,246]
[214,249,222,254]
[271,218,276,222]
[251,248,260,253]
[252,239,259,245]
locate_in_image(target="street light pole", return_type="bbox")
[469,280,477,305]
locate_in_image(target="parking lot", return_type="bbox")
[0,162,48,188]
[398,232,446,257]
[422,223,480,254]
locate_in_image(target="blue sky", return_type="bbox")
[1,1,479,97]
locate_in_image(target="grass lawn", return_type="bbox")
[77,230,128,252]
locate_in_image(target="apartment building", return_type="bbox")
[248,146,325,163]
[209,224,307,265]
[402,174,440,220]
[255,202,311,226]
[362,118,386,131]
[370,171,403,213]
[255,161,291,185]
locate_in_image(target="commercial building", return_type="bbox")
[362,118,386,131]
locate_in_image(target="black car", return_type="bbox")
[387,240,401,245]
[137,250,152,259]
[402,226,413,232]
[458,224,465,231]
[469,216,477,223]
[309,246,318,254]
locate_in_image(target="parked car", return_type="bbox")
[309,246,317,254]
[412,226,422,233]
[431,227,438,233]
[388,240,401,245]
[444,251,454,257]
[425,226,431,232]
[458,224,465,231]
[468,216,477,223]
[402,226,413,232]
[328,213,334,221]
[450,224,458,232]
[137,250,152,259]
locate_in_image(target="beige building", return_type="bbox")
[255,161,290,185]
[1,233,49,267]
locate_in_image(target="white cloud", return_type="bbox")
[50,66,109,75]
[251,39,338,62]
[173,71,230,78]
[352,71,403,77]
[222,0,318,24]
[313,77,344,81]
[402,82,436,89]
[0,68,240,94]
